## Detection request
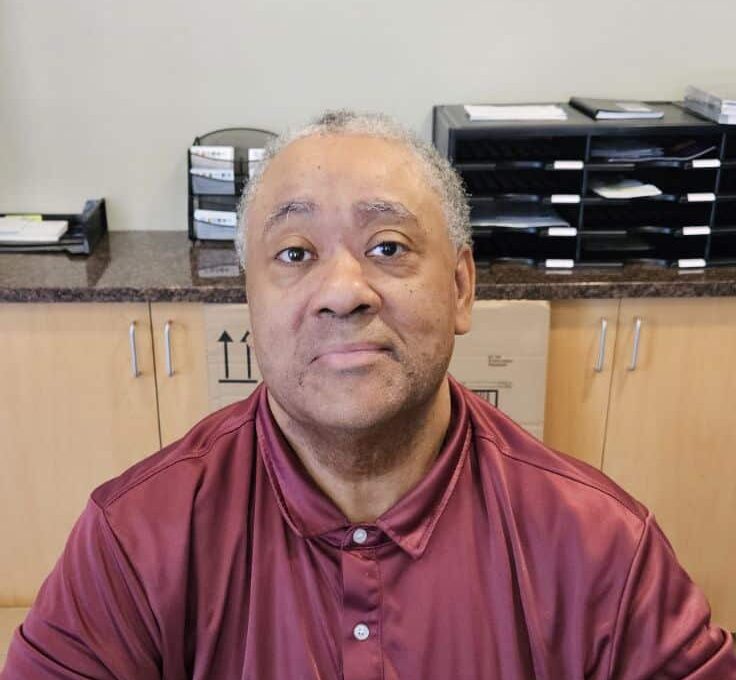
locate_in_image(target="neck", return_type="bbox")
[267,378,452,523]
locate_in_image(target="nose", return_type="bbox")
[310,249,381,319]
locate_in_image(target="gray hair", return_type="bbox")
[235,110,471,268]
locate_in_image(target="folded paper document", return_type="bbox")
[591,179,662,199]
[464,105,567,121]
[0,217,68,243]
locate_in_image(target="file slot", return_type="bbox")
[461,168,582,198]
[454,136,586,163]
[725,134,736,160]
[709,229,736,265]
[714,200,736,228]
[578,229,705,267]
[584,202,711,230]
[471,226,577,266]
[718,169,736,196]
[589,136,721,165]
[587,167,717,199]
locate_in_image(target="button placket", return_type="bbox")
[341,548,382,680]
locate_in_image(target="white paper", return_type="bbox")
[464,104,568,121]
[247,148,266,178]
[0,218,68,243]
[591,179,662,199]
[190,145,235,161]
[190,168,234,181]
[194,209,238,227]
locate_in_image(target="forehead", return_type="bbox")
[253,134,440,213]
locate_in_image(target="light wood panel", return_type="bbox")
[0,303,161,605]
[0,608,29,668]
[543,299,620,468]
[602,297,736,630]
[151,303,210,447]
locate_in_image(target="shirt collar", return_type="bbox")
[255,376,471,560]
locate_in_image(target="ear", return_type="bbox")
[453,245,475,335]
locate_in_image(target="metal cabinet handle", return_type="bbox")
[628,317,643,371]
[164,320,173,377]
[129,321,139,377]
[594,318,608,372]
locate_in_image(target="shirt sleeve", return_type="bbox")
[608,513,736,679]
[1,499,161,679]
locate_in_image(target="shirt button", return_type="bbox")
[353,623,370,641]
[352,527,368,545]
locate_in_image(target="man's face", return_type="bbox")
[245,133,475,432]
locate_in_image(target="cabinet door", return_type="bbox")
[543,299,620,469]
[0,303,160,605]
[602,297,736,630]
[151,303,209,448]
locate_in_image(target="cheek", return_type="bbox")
[391,281,457,348]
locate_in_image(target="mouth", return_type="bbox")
[312,343,392,369]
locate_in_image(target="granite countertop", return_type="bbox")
[1,232,736,302]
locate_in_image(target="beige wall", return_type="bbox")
[1,0,733,231]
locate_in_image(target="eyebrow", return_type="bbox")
[354,200,415,223]
[263,199,317,232]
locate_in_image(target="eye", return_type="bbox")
[366,241,407,258]
[275,246,314,264]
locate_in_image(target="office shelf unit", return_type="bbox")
[188,128,276,242]
[433,103,736,268]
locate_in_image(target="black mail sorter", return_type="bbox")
[433,103,736,268]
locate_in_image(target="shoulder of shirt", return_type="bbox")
[90,385,263,510]
[460,383,648,526]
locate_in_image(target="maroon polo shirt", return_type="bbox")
[3,377,735,679]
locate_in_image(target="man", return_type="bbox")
[3,110,735,679]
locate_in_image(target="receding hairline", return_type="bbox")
[245,131,446,224]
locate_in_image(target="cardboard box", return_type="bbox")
[204,305,261,412]
[448,300,550,438]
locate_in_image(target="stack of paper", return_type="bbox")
[591,139,717,163]
[684,84,736,124]
[471,203,572,230]
[0,217,68,243]
[590,179,662,200]
[464,105,568,122]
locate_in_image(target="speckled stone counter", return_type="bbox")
[2,232,736,302]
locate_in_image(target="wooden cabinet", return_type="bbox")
[0,303,161,605]
[544,299,620,468]
[602,298,736,630]
[150,303,209,447]
[544,297,736,630]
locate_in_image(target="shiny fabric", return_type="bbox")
[3,377,735,679]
